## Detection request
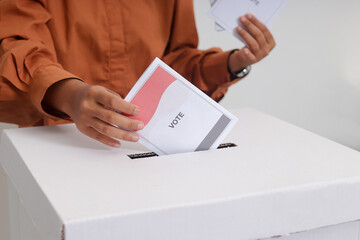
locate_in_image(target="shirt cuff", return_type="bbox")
[203,49,249,102]
[29,65,82,119]
[202,49,232,87]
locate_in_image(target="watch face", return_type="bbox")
[231,66,251,81]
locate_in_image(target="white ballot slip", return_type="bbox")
[124,58,238,156]
[208,0,287,43]
[209,0,225,31]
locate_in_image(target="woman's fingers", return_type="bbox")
[239,16,267,50]
[233,13,276,67]
[94,106,144,131]
[77,124,122,148]
[43,79,144,148]
[89,117,140,143]
[236,24,260,52]
[90,86,140,115]
[69,84,144,147]
[246,13,276,46]
[238,47,257,64]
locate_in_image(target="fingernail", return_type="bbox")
[237,26,242,31]
[131,134,139,142]
[244,48,249,55]
[246,13,253,19]
[133,106,140,115]
[137,122,144,130]
[240,16,246,23]
[114,142,121,148]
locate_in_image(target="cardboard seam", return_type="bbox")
[255,220,360,240]
[62,225,65,240]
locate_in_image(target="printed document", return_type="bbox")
[125,58,238,155]
[208,0,287,42]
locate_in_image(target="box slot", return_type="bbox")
[127,142,237,159]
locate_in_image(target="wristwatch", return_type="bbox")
[229,65,251,81]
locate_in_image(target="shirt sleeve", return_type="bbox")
[0,0,80,126]
[162,0,245,102]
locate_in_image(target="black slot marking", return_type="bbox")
[127,143,237,159]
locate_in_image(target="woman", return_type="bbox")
[0,0,275,147]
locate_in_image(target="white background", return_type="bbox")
[195,0,360,151]
[1,0,360,238]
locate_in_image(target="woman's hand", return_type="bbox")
[228,13,276,74]
[44,79,144,148]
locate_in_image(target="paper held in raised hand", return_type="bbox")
[208,0,288,43]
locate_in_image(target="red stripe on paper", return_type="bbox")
[129,66,176,126]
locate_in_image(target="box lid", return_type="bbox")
[1,108,360,240]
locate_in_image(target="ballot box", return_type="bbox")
[1,108,360,240]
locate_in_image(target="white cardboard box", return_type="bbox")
[1,108,360,240]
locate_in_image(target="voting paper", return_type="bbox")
[124,58,238,156]
[209,0,225,31]
[208,0,287,42]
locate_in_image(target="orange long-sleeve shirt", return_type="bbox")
[0,0,241,127]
